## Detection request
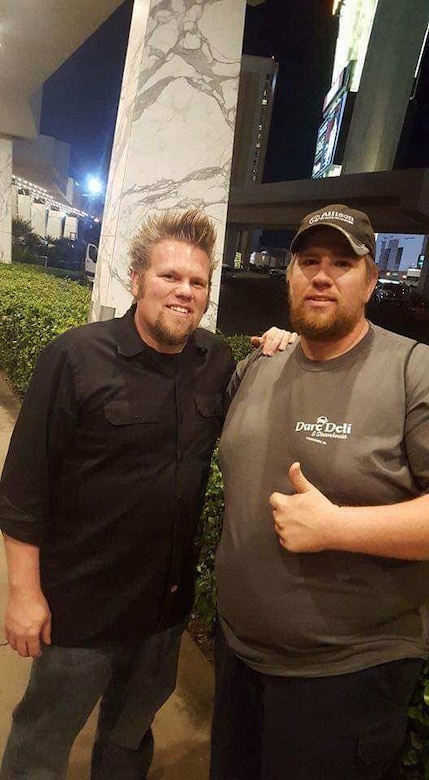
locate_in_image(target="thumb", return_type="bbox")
[288,462,313,493]
[41,619,51,646]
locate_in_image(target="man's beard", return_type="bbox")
[289,293,362,342]
[151,312,195,348]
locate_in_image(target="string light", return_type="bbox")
[12,175,91,219]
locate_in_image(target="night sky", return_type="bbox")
[41,0,134,186]
[40,0,428,190]
[243,0,336,181]
[40,0,336,187]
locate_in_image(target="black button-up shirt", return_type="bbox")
[0,306,235,646]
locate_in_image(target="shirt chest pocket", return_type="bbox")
[195,394,224,442]
[104,400,162,426]
[103,399,168,456]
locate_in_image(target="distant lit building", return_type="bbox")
[12,133,98,240]
[223,54,278,265]
[230,54,278,186]
[312,0,429,179]
[312,0,379,178]
[376,234,428,275]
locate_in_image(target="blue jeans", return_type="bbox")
[0,623,184,779]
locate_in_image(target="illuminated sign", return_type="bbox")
[323,61,353,113]
[312,93,347,178]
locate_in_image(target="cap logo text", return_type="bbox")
[309,211,354,226]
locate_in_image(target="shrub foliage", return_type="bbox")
[194,333,252,629]
[0,263,90,395]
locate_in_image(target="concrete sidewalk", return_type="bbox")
[0,375,213,779]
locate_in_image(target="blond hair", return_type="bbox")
[129,208,217,280]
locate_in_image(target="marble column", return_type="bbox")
[91,0,247,328]
[11,185,18,221]
[0,138,12,264]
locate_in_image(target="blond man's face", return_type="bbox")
[131,239,210,353]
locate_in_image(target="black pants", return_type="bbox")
[210,627,422,780]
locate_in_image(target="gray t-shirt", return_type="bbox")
[216,324,429,677]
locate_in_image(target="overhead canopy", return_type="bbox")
[228,169,429,234]
[0,0,126,138]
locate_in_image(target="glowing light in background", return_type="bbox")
[86,176,103,195]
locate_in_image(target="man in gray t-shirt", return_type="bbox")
[211,204,429,780]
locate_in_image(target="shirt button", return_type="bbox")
[170,585,179,593]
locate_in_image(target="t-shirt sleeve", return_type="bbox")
[225,347,263,408]
[0,339,78,544]
[404,343,429,494]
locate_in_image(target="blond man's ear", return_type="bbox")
[131,270,141,299]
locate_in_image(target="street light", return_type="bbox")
[85,176,103,196]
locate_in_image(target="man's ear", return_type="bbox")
[131,270,141,299]
[204,281,212,313]
[364,263,378,303]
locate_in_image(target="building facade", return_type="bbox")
[312,0,429,179]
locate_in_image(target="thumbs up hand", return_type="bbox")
[269,462,341,553]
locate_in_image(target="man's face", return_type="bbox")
[288,229,377,342]
[131,239,211,353]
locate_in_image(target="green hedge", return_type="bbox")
[0,263,90,395]
[0,262,427,776]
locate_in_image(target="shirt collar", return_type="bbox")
[115,304,208,357]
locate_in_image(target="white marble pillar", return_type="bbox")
[0,138,12,264]
[91,0,247,328]
[11,184,18,221]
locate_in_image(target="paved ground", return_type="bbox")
[0,375,213,779]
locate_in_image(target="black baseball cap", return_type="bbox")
[290,204,376,260]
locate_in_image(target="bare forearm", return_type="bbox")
[272,464,429,560]
[331,495,429,560]
[2,533,51,657]
[3,533,42,593]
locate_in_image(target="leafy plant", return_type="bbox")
[392,660,429,778]
[12,219,88,280]
[11,218,45,265]
[194,334,252,633]
[0,263,90,394]
[194,447,224,631]
[46,237,87,275]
